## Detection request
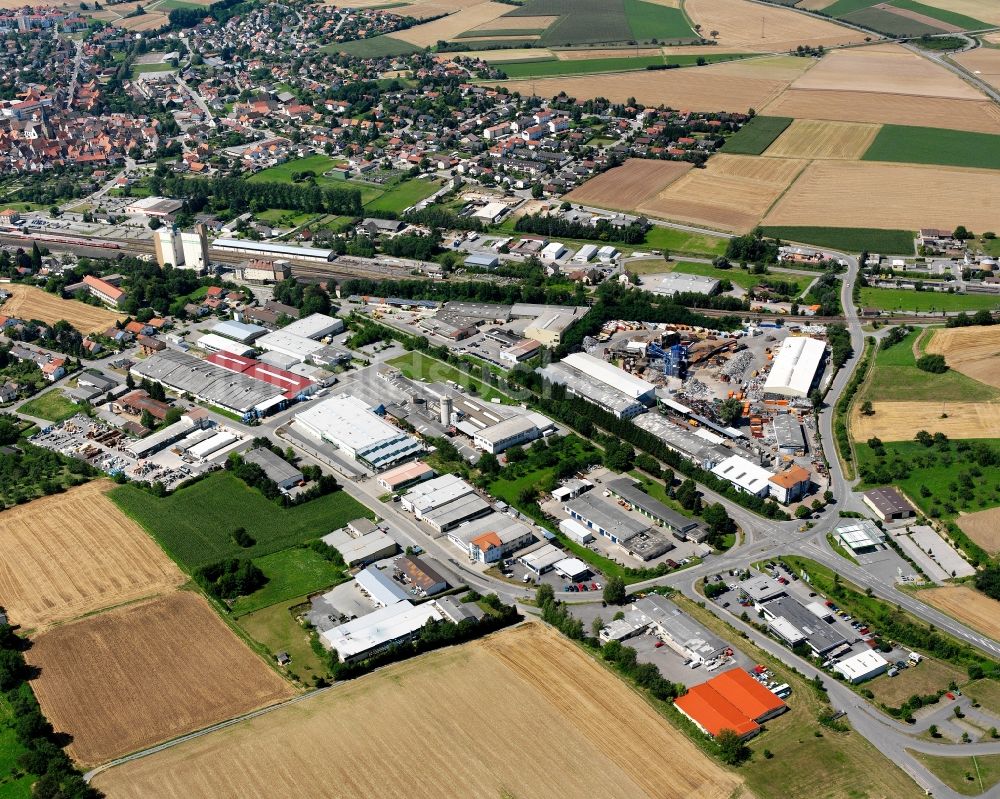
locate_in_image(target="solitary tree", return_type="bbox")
[603,576,626,605]
[716,729,749,765]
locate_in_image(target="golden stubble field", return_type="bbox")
[954,47,1000,93]
[393,1,511,44]
[28,591,295,767]
[684,0,867,51]
[0,481,185,631]
[93,623,746,799]
[917,0,1000,25]
[1,283,124,332]
[763,119,881,159]
[763,161,1000,231]
[919,586,1000,642]
[638,153,806,232]
[926,325,1000,390]
[957,507,1000,555]
[564,158,693,210]
[851,401,1000,442]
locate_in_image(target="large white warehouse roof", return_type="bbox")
[561,352,656,400]
[763,336,826,399]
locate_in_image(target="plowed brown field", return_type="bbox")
[920,586,1000,642]
[926,325,1000,389]
[0,481,184,630]
[564,158,693,210]
[762,89,1000,133]
[763,161,1000,231]
[957,507,1000,555]
[1,284,124,332]
[93,623,744,799]
[763,119,880,159]
[28,591,294,767]
[638,153,806,232]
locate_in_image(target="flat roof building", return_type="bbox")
[562,352,656,402]
[559,517,594,545]
[242,446,303,489]
[644,272,719,296]
[762,596,848,655]
[519,542,564,574]
[403,474,493,533]
[472,414,548,454]
[634,595,728,663]
[763,336,826,399]
[712,455,773,498]
[771,413,806,455]
[195,333,255,357]
[295,394,424,471]
[377,461,435,492]
[863,487,915,521]
[211,320,268,344]
[836,520,887,553]
[633,413,731,470]
[213,238,334,263]
[355,564,410,608]
[446,511,534,562]
[320,601,442,662]
[605,477,701,539]
[538,361,646,420]
[322,528,398,568]
[833,650,890,683]
[738,574,786,605]
[280,313,344,340]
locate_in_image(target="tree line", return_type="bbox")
[514,212,646,245]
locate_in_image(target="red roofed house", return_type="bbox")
[674,668,787,739]
[82,274,125,308]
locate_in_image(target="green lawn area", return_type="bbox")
[110,472,374,571]
[248,154,341,184]
[499,52,748,77]
[628,258,809,293]
[859,287,1000,313]
[866,655,967,707]
[236,596,332,682]
[910,752,1000,796]
[362,178,440,214]
[326,35,421,57]
[255,208,318,226]
[130,62,177,77]
[231,547,349,617]
[157,0,206,9]
[863,125,1000,170]
[17,391,85,423]
[643,225,728,257]
[387,351,513,404]
[762,226,915,254]
[861,328,999,403]
[722,116,792,155]
[624,0,696,40]
[627,470,694,519]
[0,697,32,799]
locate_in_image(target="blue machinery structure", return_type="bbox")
[647,343,688,377]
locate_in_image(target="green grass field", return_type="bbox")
[861,329,999,402]
[628,258,809,293]
[17,391,84,423]
[326,35,421,57]
[363,178,440,214]
[891,0,988,29]
[387,351,513,403]
[231,547,348,617]
[0,697,32,799]
[910,752,1000,796]
[156,0,207,9]
[255,208,318,226]
[643,225,728,257]
[455,27,548,38]
[110,472,373,571]
[762,226,914,254]
[248,154,341,184]
[859,287,1000,313]
[722,116,792,156]
[624,0,695,40]
[864,125,1000,170]
[499,52,747,77]
[236,596,331,681]
[130,62,177,77]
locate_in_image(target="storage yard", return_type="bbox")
[92,623,744,799]
[27,591,294,767]
[0,480,185,631]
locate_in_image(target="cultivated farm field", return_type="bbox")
[0,284,124,332]
[763,119,881,159]
[27,591,294,767]
[851,401,1000,442]
[0,481,184,631]
[919,586,1000,642]
[957,507,1000,555]
[93,623,744,799]
[763,161,1000,231]
[918,0,1000,25]
[926,325,1000,390]
[638,153,806,232]
[564,158,692,210]
[955,42,1000,93]
[393,2,511,45]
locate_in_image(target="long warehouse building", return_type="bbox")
[212,238,335,263]
[538,361,646,420]
[561,352,657,403]
[763,336,826,399]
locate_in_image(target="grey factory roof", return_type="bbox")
[212,238,334,260]
[564,492,650,541]
[605,477,699,534]
[763,596,848,655]
[435,595,485,624]
[538,361,645,418]
[632,413,731,468]
[643,272,719,296]
[863,487,914,517]
[242,446,303,485]
[422,493,493,530]
[633,595,728,659]
[771,413,806,451]
[130,349,283,413]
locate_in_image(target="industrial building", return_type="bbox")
[738,574,787,606]
[435,595,486,624]
[322,522,398,568]
[124,411,213,459]
[633,413,731,470]
[212,238,335,262]
[553,557,590,581]
[295,394,424,471]
[471,413,552,454]
[446,511,535,563]
[836,520,887,554]
[211,320,268,344]
[761,596,848,656]
[863,487,915,521]
[153,224,209,272]
[674,669,787,739]
[237,259,291,284]
[599,595,728,665]
[254,313,347,365]
[538,361,646,420]
[519,542,565,574]
[562,352,657,403]
[762,336,826,399]
[402,474,493,533]
[320,601,442,662]
[644,272,719,297]
[516,304,587,347]
[563,492,675,560]
[605,477,704,541]
[355,564,410,608]
[767,465,811,505]
[206,351,317,399]
[241,446,303,490]
[280,313,344,340]
[464,253,499,269]
[833,651,890,683]
[377,461,435,493]
[395,555,448,596]
[559,517,594,545]
[195,333,255,357]
[711,455,774,498]
[130,349,287,417]
[771,413,807,455]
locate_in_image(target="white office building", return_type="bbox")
[711,454,773,498]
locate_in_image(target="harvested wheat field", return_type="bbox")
[0,481,184,631]
[467,13,555,31]
[762,89,1000,133]
[28,591,294,767]
[764,161,1000,231]
[706,54,816,82]
[956,507,1000,555]
[0,283,124,332]
[556,46,664,59]
[926,325,1000,390]
[851,401,1000,442]
[917,0,1000,26]
[497,68,788,112]
[442,46,553,60]
[685,0,867,51]
[638,153,806,232]
[955,47,1000,93]
[788,45,982,99]
[93,623,743,799]
[394,2,511,44]
[764,119,881,159]
[920,586,1000,642]
[565,158,692,210]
